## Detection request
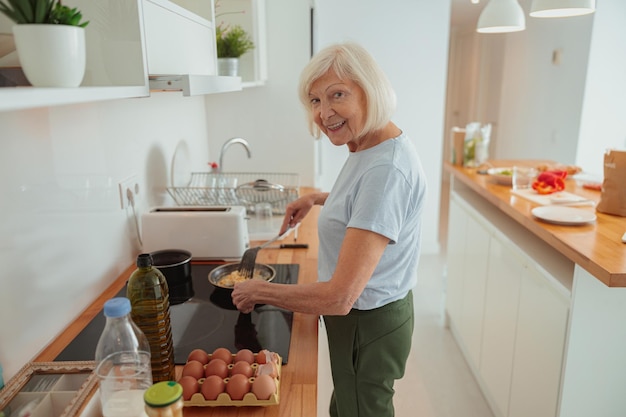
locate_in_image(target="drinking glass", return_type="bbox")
[512,166,537,190]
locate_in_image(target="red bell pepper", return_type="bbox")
[532,170,567,194]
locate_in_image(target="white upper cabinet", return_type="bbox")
[143,0,216,76]
[0,0,149,112]
[0,0,269,111]
[142,0,241,96]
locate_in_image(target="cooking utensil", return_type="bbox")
[265,243,309,249]
[208,262,276,289]
[238,231,286,279]
[150,249,193,305]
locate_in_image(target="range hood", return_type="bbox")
[149,74,242,96]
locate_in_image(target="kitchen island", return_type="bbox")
[444,162,626,417]
[33,189,322,417]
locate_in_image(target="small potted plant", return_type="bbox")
[215,23,254,76]
[0,0,89,87]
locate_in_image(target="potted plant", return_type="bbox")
[0,0,89,87]
[215,23,254,76]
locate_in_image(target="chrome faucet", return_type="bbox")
[218,137,252,172]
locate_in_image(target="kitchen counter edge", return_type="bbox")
[444,162,626,287]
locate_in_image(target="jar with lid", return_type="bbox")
[144,381,184,417]
[127,253,176,382]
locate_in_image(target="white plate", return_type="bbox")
[531,206,597,225]
[487,167,514,185]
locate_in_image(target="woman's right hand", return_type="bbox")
[279,192,327,235]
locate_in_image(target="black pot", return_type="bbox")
[150,249,193,305]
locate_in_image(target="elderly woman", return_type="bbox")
[232,42,427,417]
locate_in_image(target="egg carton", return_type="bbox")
[181,352,281,407]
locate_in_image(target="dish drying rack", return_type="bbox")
[167,172,299,214]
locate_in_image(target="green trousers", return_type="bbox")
[323,290,414,417]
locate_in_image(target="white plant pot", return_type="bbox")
[12,24,86,88]
[218,57,239,77]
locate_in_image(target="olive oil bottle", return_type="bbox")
[127,253,175,382]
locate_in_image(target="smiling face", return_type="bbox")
[308,70,368,152]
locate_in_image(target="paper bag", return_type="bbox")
[596,149,626,217]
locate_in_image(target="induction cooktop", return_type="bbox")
[55,263,298,364]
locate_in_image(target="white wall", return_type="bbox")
[494,5,593,164]
[576,1,626,176]
[314,0,452,254]
[0,93,211,380]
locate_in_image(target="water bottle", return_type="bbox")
[127,253,176,382]
[95,297,153,417]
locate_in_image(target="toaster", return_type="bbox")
[141,206,249,261]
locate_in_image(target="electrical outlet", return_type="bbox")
[118,175,139,209]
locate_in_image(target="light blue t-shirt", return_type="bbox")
[317,132,427,310]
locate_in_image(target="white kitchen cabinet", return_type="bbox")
[0,0,149,112]
[143,0,216,76]
[0,0,247,111]
[479,236,523,417]
[446,195,490,372]
[446,182,572,417]
[142,0,242,95]
[458,210,490,369]
[445,198,467,330]
[508,262,569,417]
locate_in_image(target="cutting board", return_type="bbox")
[510,189,595,206]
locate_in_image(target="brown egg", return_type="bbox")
[182,360,205,380]
[211,347,233,364]
[187,348,209,365]
[251,374,276,400]
[230,360,254,378]
[226,373,251,400]
[179,375,199,400]
[256,349,277,365]
[204,358,229,379]
[234,348,255,364]
[256,349,269,364]
[201,375,226,401]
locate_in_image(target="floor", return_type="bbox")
[317,253,495,417]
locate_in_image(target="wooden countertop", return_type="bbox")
[34,188,321,417]
[445,161,626,287]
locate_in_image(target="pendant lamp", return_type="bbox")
[530,0,595,18]
[477,0,526,33]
